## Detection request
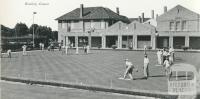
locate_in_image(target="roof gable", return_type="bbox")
[127,21,155,30]
[157,5,200,21]
[103,21,127,32]
[143,19,157,27]
[102,20,155,33]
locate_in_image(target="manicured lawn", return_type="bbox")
[1,49,200,92]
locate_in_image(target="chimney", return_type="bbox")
[80,4,84,18]
[116,7,119,15]
[151,10,154,19]
[156,14,159,20]
[164,6,167,13]
[141,13,144,23]
[138,16,141,23]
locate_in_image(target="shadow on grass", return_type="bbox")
[61,53,94,56]
[25,54,36,56]
[169,75,194,80]
[0,56,18,58]
[149,74,166,78]
[175,57,184,62]
[133,77,146,80]
[170,75,193,78]
[132,75,167,80]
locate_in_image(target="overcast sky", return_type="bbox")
[0,0,200,31]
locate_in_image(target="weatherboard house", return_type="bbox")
[56,4,200,50]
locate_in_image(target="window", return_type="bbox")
[122,36,127,41]
[60,21,63,28]
[67,22,71,32]
[175,21,181,31]
[91,21,101,29]
[60,23,63,28]
[100,20,105,29]
[84,21,91,29]
[134,23,136,29]
[60,21,67,29]
[71,21,83,29]
[182,21,186,30]
[62,23,67,29]
[91,21,94,28]
[138,36,151,41]
[119,23,121,30]
[169,22,175,31]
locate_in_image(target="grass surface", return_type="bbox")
[1,49,200,92]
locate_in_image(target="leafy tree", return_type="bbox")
[35,26,51,37]
[52,31,58,41]
[29,24,39,35]
[1,25,14,37]
[14,23,29,36]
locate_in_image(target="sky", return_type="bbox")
[0,0,200,31]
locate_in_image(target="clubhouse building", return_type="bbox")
[56,4,200,50]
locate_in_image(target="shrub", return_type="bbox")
[182,46,189,51]
[111,45,117,49]
[98,44,101,49]
[146,46,152,50]
[128,46,133,50]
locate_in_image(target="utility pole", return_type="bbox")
[33,12,37,48]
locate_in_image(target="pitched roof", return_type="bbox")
[56,7,130,23]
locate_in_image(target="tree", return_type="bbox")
[14,23,29,36]
[1,25,14,37]
[29,24,39,35]
[35,26,52,37]
[52,31,58,41]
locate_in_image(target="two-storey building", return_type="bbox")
[56,4,157,49]
[156,5,200,49]
[56,4,200,50]
[56,4,130,48]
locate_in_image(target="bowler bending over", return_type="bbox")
[123,59,137,80]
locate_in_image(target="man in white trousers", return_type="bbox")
[143,54,149,79]
[22,45,27,56]
[65,45,68,55]
[123,59,138,80]
[169,47,175,63]
[76,46,79,54]
[41,43,44,51]
[157,49,162,65]
[7,49,11,58]
[86,45,90,54]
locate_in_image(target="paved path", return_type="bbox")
[1,81,157,99]
[1,50,200,93]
